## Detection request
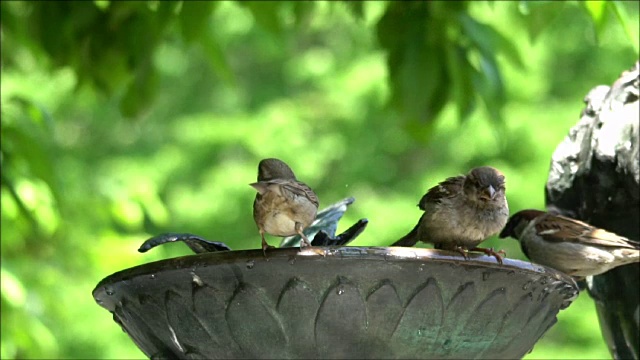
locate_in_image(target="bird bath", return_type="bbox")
[93,246,578,359]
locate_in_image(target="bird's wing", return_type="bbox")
[270,179,320,207]
[418,175,464,210]
[534,214,639,249]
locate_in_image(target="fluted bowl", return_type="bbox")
[93,247,578,359]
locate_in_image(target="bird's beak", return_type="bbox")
[481,185,496,201]
[250,182,268,195]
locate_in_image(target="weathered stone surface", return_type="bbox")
[546,62,639,359]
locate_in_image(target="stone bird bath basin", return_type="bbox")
[93,247,578,359]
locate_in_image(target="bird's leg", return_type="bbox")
[261,230,275,257]
[454,246,470,260]
[296,223,325,257]
[295,223,313,248]
[470,246,505,265]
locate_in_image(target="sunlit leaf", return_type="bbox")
[608,1,640,55]
[94,1,109,11]
[580,1,609,45]
[0,172,40,234]
[2,98,60,203]
[583,1,607,24]
[518,1,567,43]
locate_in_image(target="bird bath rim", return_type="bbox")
[94,246,576,310]
[92,246,579,359]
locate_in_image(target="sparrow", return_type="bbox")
[499,209,640,277]
[392,166,509,263]
[251,158,319,255]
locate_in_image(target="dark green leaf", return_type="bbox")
[458,14,524,69]
[343,0,365,20]
[179,1,217,44]
[199,30,237,86]
[120,63,159,118]
[292,1,315,27]
[376,2,408,51]
[445,43,476,123]
[425,64,451,121]
[377,2,451,125]
[239,1,283,36]
[472,55,504,123]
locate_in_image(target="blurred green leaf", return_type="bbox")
[177,1,235,85]
[472,55,505,123]
[518,1,567,42]
[609,1,640,55]
[292,1,315,27]
[239,1,283,36]
[120,63,159,118]
[179,1,217,44]
[1,267,27,307]
[445,43,476,123]
[377,2,452,125]
[580,1,609,46]
[199,29,237,86]
[343,0,365,20]
[583,1,608,30]
[459,13,525,69]
[2,97,60,202]
[0,1,636,358]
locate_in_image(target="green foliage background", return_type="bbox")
[1,1,638,358]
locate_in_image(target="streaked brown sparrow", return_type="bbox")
[393,166,509,263]
[251,158,319,255]
[499,209,640,277]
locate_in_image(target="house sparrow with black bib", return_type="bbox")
[499,209,640,277]
[393,166,509,263]
[251,158,319,255]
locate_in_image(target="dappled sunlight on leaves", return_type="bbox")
[1,0,637,358]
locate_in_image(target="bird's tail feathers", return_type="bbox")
[391,222,420,247]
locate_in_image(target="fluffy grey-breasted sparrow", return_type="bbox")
[393,166,509,263]
[499,209,640,277]
[251,158,319,255]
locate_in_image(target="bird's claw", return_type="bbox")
[300,246,327,257]
[299,240,325,256]
[471,246,506,265]
[455,246,470,260]
[262,244,276,257]
[299,237,313,248]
